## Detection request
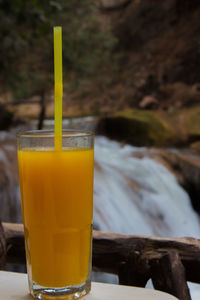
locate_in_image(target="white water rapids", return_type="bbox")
[0,130,200,299]
[94,136,200,299]
[94,137,200,238]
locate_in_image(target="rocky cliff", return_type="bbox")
[95,0,200,112]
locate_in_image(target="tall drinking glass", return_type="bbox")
[17,130,94,299]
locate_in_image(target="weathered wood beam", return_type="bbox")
[92,230,200,283]
[151,251,191,300]
[118,252,150,287]
[2,222,200,288]
[0,222,6,268]
[3,223,25,265]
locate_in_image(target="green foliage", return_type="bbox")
[0,0,117,100]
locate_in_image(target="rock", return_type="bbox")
[96,109,175,147]
[95,0,200,112]
[100,0,130,9]
[158,82,200,110]
[179,106,200,144]
[96,106,200,147]
[190,141,200,154]
[139,95,158,109]
[132,148,200,215]
[167,153,200,215]
[0,104,13,130]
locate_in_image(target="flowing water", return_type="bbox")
[0,131,21,223]
[93,136,200,299]
[94,136,200,238]
[0,124,200,299]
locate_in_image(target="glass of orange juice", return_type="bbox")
[17,129,94,299]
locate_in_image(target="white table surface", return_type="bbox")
[0,271,179,300]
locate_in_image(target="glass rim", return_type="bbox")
[16,129,94,138]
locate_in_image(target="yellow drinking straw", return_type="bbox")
[54,26,63,151]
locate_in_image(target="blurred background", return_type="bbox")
[1,0,200,298]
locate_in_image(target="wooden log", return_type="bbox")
[92,230,200,284]
[0,222,6,268]
[151,251,191,300]
[118,252,150,287]
[3,223,25,265]
[2,222,200,287]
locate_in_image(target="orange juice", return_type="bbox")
[18,148,94,288]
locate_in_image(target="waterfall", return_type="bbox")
[0,131,21,223]
[94,136,200,238]
[93,136,200,300]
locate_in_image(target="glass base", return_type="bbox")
[30,279,91,300]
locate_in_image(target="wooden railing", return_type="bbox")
[1,222,200,300]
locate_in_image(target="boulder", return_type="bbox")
[96,107,200,147]
[96,109,175,147]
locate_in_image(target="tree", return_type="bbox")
[0,0,117,106]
